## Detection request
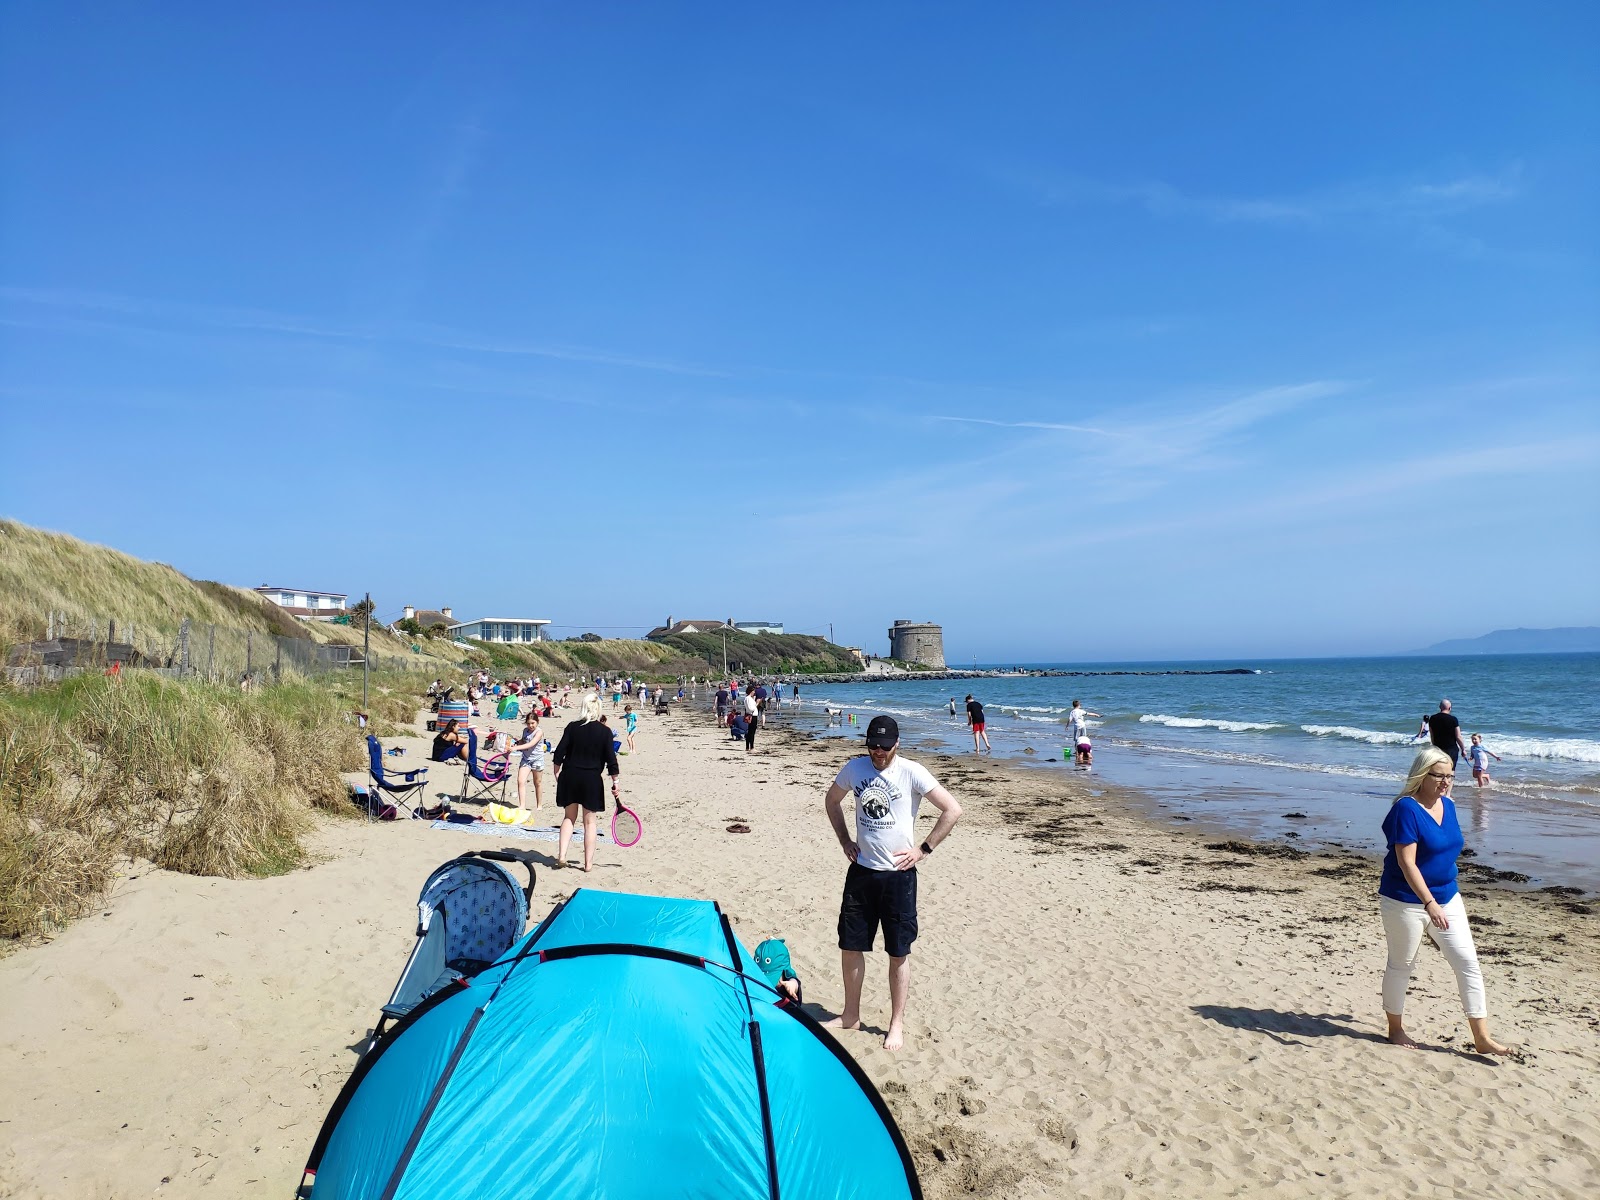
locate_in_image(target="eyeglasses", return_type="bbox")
[1426,772,1454,783]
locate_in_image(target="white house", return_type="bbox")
[734,620,784,635]
[449,617,551,644]
[255,586,348,620]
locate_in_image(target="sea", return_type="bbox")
[781,653,1600,893]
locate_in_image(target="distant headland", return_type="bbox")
[1405,627,1600,656]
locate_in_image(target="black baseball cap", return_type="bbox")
[865,715,899,748]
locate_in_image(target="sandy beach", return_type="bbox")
[2,697,1597,1198]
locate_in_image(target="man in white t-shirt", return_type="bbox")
[823,715,963,1051]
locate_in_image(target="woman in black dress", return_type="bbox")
[552,692,621,872]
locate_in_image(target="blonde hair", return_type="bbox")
[1399,746,1453,800]
[578,692,602,723]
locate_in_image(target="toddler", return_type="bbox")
[1468,733,1501,787]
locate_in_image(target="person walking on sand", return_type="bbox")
[965,695,990,753]
[823,716,961,1051]
[624,703,638,753]
[507,711,546,809]
[1417,699,1469,769]
[551,693,621,873]
[1468,734,1501,787]
[742,689,760,752]
[1378,747,1514,1056]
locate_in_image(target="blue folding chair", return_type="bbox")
[366,735,430,819]
[459,728,511,806]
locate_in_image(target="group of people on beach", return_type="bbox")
[1416,698,1502,787]
[799,686,1516,1057]
[423,671,681,871]
[713,677,799,752]
[426,672,1516,1058]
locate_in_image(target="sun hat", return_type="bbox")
[753,938,793,988]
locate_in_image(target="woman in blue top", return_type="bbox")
[1379,747,1513,1056]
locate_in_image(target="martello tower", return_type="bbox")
[887,620,945,669]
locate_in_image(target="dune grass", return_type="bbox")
[0,671,390,943]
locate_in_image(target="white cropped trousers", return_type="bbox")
[1379,894,1487,1019]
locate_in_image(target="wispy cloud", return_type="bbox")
[0,285,727,377]
[932,415,1114,436]
[927,380,1353,471]
[986,163,1524,233]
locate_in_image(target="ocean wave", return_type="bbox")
[1301,725,1416,746]
[1480,735,1600,765]
[1140,714,1282,733]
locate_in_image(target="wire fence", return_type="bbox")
[3,609,425,687]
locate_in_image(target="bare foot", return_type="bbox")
[1474,1039,1518,1056]
[822,1015,862,1032]
[1388,1030,1423,1050]
[883,1024,905,1052]
[583,863,594,873]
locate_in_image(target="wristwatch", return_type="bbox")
[920,841,934,856]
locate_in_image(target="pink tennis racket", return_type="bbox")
[611,794,642,847]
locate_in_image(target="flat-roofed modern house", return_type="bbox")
[734,620,784,635]
[255,586,349,619]
[450,617,551,644]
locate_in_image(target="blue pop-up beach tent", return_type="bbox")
[300,889,921,1199]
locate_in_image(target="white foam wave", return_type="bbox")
[1483,735,1600,765]
[1301,725,1416,746]
[1140,714,1282,733]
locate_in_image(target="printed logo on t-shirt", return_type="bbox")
[856,776,895,822]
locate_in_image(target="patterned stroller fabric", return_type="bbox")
[375,852,536,1030]
[419,858,528,972]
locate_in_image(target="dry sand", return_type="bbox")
[2,697,1598,1198]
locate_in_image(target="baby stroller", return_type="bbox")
[369,849,537,1046]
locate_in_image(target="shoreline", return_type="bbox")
[0,694,1596,1197]
[763,684,1600,895]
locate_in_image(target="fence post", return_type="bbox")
[179,618,191,676]
[206,625,216,680]
[274,638,282,684]
[362,591,371,712]
[246,630,253,680]
[47,610,55,640]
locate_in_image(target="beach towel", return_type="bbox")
[429,820,610,844]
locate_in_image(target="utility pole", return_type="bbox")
[828,623,834,644]
[362,591,371,711]
[722,630,728,677]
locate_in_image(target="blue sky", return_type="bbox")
[2,3,1596,661]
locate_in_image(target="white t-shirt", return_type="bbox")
[833,754,940,872]
[1066,708,1089,737]
[743,693,759,717]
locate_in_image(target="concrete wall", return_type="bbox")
[887,620,946,669]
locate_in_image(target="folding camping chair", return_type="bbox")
[370,849,537,1044]
[458,727,511,805]
[366,735,429,820]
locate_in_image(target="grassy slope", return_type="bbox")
[0,519,753,677]
[0,519,459,666]
[649,629,861,674]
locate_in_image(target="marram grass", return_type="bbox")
[0,672,372,943]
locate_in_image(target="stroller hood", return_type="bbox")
[302,889,920,1199]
